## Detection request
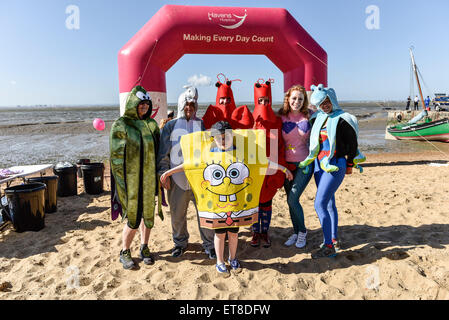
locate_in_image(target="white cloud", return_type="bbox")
[187,74,211,87]
[10,80,17,85]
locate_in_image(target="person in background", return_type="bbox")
[299,84,366,259]
[279,85,314,248]
[406,96,411,110]
[157,109,175,208]
[159,110,175,129]
[110,86,162,270]
[414,95,419,110]
[425,96,431,111]
[157,86,216,259]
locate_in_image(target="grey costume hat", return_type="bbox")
[177,85,198,118]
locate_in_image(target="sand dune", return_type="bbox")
[1,151,449,300]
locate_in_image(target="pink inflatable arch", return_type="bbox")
[118,5,327,120]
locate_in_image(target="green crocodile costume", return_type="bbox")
[110,85,163,229]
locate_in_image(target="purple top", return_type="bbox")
[281,112,311,162]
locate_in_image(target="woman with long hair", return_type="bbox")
[279,85,314,248]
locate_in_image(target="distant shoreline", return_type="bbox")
[0,100,406,111]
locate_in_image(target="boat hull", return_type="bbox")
[387,118,449,142]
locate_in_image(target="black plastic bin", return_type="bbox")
[27,176,59,213]
[81,162,105,195]
[53,165,77,197]
[4,182,46,232]
[76,159,90,178]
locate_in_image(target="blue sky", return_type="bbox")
[1,0,448,106]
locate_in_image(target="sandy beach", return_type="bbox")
[1,151,449,300]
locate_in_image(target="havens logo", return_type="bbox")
[208,9,247,30]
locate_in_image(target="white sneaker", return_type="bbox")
[284,233,298,247]
[295,231,307,248]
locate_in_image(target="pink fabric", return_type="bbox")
[281,112,311,162]
[118,5,327,94]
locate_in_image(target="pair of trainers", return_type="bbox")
[250,232,271,248]
[216,258,241,275]
[119,245,154,269]
[284,231,307,248]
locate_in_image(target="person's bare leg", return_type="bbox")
[227,232,239,260]
[214,233,226,265]
[122,224,138,251]
[139,220,151,245]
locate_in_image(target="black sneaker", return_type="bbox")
[119,249,135,269]
[205,248,217,259]
[311,245,337,259]
[320,239,342,252]
[171,246,185,258]
[140,244,155,265]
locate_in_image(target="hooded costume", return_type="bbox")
[298,84,366,247]
[298,84,366,173]
[110,85,163,229]
[177,85,198,119]
[252,80,288,203]
[251,80,288,236]
[202,77,254,130]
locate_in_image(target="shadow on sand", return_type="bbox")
[148,223,449,274]
[237,224,449,274]
[363,160,448,167]
[0,191,110,259]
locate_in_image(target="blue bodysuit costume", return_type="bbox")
[299,84,366,248]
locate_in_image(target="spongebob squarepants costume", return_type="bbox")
[179,129,268,230]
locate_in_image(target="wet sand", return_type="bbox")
[1,151,449,299]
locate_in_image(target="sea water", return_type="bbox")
[0,103,448,167]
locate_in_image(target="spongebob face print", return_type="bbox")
[180,129,268,229]
[202,160,251,204]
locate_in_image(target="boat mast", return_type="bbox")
[409,47,426,110]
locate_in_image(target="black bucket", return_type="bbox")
[27,176,59,213]
[53,165,77,197]
[81,162,104,195]
[76,159,90,178]
[4,183,46,232]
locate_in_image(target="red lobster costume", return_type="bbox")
[251,79,290,246]
[202,75,254,130]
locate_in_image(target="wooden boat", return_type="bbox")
[387,117,449,142]
[387,48,449,142]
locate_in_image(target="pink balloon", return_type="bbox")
[93,118,105,131]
